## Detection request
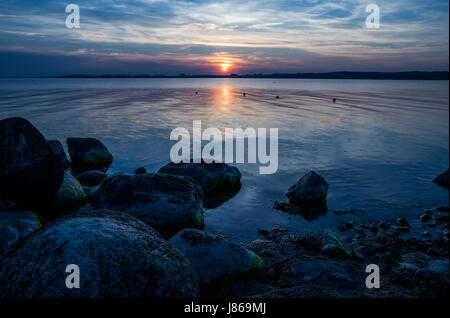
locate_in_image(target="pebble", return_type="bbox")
[397,218,409,227]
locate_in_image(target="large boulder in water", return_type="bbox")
[169,229,264,285]
[93,173,204,237]
[47,140,71,169]
[286,171,329,209]
[66,137,113,173]
[158,161,241,195]
[433,169,449,187]
[0,211,40,255]
[0,209,199,298]
[0,117,64,211]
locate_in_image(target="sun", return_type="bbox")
[221,63,232,73]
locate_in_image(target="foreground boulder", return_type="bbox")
[0,211,40,255]
[93,173,204,236]
[66,137,113,172]
[0,117,64,211]
[158,161,241,195]
[75,170,106,187]
[49,173,86,217]
[47,140,71,169]
[169,229,264,285]
[0,209,199,298]
[433,169,449,187]
[286,171,328,209]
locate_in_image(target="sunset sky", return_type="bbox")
[0,0,448,76]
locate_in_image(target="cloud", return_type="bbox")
[0,0,448,75]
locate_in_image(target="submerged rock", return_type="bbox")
[75,170,106,187]
[66,137,113,172]
[134,167,147,175]
[93,173,204,236]
[47,140,71,169]
[0,209,199,298]
[0,211,40,255]
[169,229,264,285]
[49,173,86,216]
[158,160,241,195]
[433,169,449,187]
[0,117,64,211]
[286,171,328,209]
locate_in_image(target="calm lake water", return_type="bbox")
[0,78,448,242]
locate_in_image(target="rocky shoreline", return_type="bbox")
[0,116,448,298]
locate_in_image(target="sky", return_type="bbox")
[0,0,448,76]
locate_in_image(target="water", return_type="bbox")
[0,78,448,243]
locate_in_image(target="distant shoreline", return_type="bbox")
[1,71,449,80]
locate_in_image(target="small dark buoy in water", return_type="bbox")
[243,92,246,96]
[276,95,279,99]
[195,91,198,95]
[333,98,336,103]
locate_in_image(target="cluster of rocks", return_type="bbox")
[1,117,260,298]
[0,116,448,298]
[244,227,449,298]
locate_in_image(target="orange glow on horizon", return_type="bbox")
[220,62,232,73]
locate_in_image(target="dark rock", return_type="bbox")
[169,229,264,285]
[333,208,364,215]
[75,170,106,187]
[0,211,39,255]
[420,214,431,222]
[397,218,409,227]
[344,221,355,229]
[423,231,431,237]
[379,221,391,230]
[433,214,449,224]
[66,137,113,173]
[397,226,410,233]
[279,261,354,289]
[426,248,440,257]
[48,173,86,216]
[47,140,71,168]
[401,252,430,268]
[432,169,449,187]
[370,226,379,234]
[0,117,64,211]
[272,201,292,212]
[93,173,204,237]
[435,206,449,212]
[286,171,328,208]
[134,167,147,175]
[0,209,199,298]
[158,160,241,195]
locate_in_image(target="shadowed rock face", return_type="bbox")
[66,137,113,173]
[93,173,204,237]
[158,161,241,195]
[286,171,329,208]
[169,229,264,285]
[75,170,106,187]
[0,117,64,211]
[433,169,449,187]
[0,211,40,255]
[0,209,199,298]
[48,173,86,217]
[47,140,71,169]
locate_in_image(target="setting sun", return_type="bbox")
[221,63,231,73]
